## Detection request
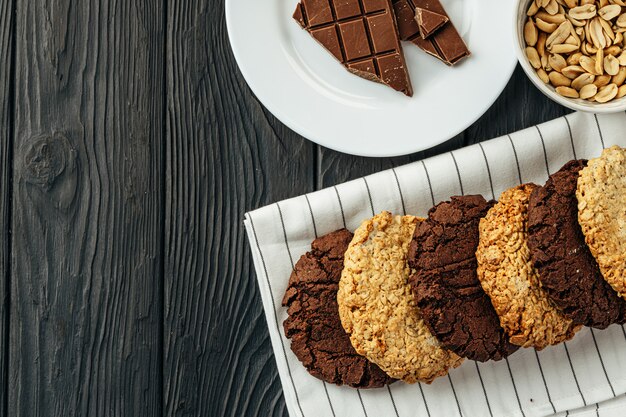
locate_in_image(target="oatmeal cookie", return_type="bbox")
[338,212,462,383]
[477,184,579,350]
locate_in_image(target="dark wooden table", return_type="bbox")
[0,1,572,416]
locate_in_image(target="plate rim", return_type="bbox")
[225,0,518,158]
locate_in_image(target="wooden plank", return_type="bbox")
[164,1,314,416]
[9,1,164,415]
[0,0,13,415]
[318,67,571,186]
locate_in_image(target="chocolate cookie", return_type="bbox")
[477,184,579,350]
[408,195,519,362]
[527,160,626,329]
[282,229,394,388]
[338,212,462,384]
[577,146,626,300]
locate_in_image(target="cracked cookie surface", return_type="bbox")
[282,228,395,388]
[577,146,626,301]
[477,184,579,350]
[528,160,626,328]
[408,195,519,362]
[338,212,462,384]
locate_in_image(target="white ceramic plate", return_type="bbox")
[226,0,517,157]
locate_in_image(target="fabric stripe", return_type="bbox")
[474,363,493,417]
[421,160,436,207]
[564,342,587,406]
[276,203,295,269]
[450,152,464,195]
[392,168,407,215]
[478,143,495,200]
[507,135,523,184]
[448,375,463,417]
[590,328,616,396]
[334,186,347,228]
[534,350,557,413]
[247,214,305,417]
[362,178,375,215]
[322,383,337,417]
[418,383,433,417]
[564,116,577,160]
[506,358,526,417]
[595,114,606,149]
[276,203,337,416]
[387,386,400,417]
[366,182,375,217]
[305,195,318,238]
[357,390,368,417]
[535,125,551,176]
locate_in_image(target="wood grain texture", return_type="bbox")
[318,67,572,186]
[9,1,164,416]
[163,2,313,417]
[0,0,13,415]
[0,2,577,416]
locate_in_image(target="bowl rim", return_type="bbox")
[513,0,626,113]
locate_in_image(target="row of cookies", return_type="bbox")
[281,145,626,389]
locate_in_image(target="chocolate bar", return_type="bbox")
[415,8,448,39]
[293,0,413,96]
[392,0,470,65]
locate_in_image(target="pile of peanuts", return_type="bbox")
[524,0,626,103]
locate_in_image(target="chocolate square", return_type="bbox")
[367,13,399,53]
[339,19,371,61]
[311,26,343,61]
[302,0,334,27]
[333,0,362,20]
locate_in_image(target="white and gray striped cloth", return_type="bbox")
[244,112,626,417]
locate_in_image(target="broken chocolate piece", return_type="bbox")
[293,0,413,96]
[416,8,448,39]
[393,0,470,66]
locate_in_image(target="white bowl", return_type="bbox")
[514,0,626,113]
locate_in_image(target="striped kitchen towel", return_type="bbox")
[244,111,626,417]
